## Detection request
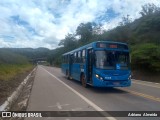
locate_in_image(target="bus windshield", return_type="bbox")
[95,50,130,70]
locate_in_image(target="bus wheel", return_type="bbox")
[81,74,87,88]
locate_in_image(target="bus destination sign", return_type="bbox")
[96,43,128,49]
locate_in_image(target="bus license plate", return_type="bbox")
[113,82,120,85]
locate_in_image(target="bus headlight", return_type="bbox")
[95,74,104,80]
[95,74,99,78]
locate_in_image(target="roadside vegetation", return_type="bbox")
[48,3,160,74]
[0,49,34,104]
[0,64,33,81]
[0,47,50,81]
[0,50,33,81]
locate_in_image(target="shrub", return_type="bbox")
[131,43,160,72]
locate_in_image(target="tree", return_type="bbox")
[76,22,93,45]
[92,23,104,35]
[119,15,132,26]
[131,43,160,72]
[58,33,77,49]
[139,3,160,17]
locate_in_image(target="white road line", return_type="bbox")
[71,108,82,111]
[57,102,62,110]
[48,103,69,108]
[41,67,117,120]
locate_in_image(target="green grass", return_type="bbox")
[0,64,33,81]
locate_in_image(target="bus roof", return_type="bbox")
[62,41,128,56]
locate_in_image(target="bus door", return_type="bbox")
[87,48,93,84]
[69,53,73,78]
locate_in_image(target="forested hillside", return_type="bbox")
[0,49,28,64]
[50,3,160,72]
[1,47,50,60]
[0,49,33,80]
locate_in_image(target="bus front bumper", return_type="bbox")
[92,78,131,87]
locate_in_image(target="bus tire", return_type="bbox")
[81,74,87,88]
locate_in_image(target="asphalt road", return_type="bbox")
[25,65,160,120]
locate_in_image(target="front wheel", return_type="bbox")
[81,74,87,88]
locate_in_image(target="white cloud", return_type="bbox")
[0,0,160,49]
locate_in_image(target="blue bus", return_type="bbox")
[61,41,131,87]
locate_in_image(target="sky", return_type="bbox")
[0,0,160,49]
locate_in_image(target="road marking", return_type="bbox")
[48,103,70,110]
[121,88,160,103]
[57,102,62,109]
[41,67,116,120]
[71,108,82,111]
[132,81,160,89]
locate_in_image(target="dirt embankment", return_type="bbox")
[132,69,160,83]
[0,68,35,106]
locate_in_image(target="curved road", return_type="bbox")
[25,65,160,120]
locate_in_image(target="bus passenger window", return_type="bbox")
[74,52,77,63]
[78,51,81,63]
[70,54,74,63]
[82,50,86,63]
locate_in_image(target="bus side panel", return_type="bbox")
[61,63,69,75]
[71,63,81,81]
